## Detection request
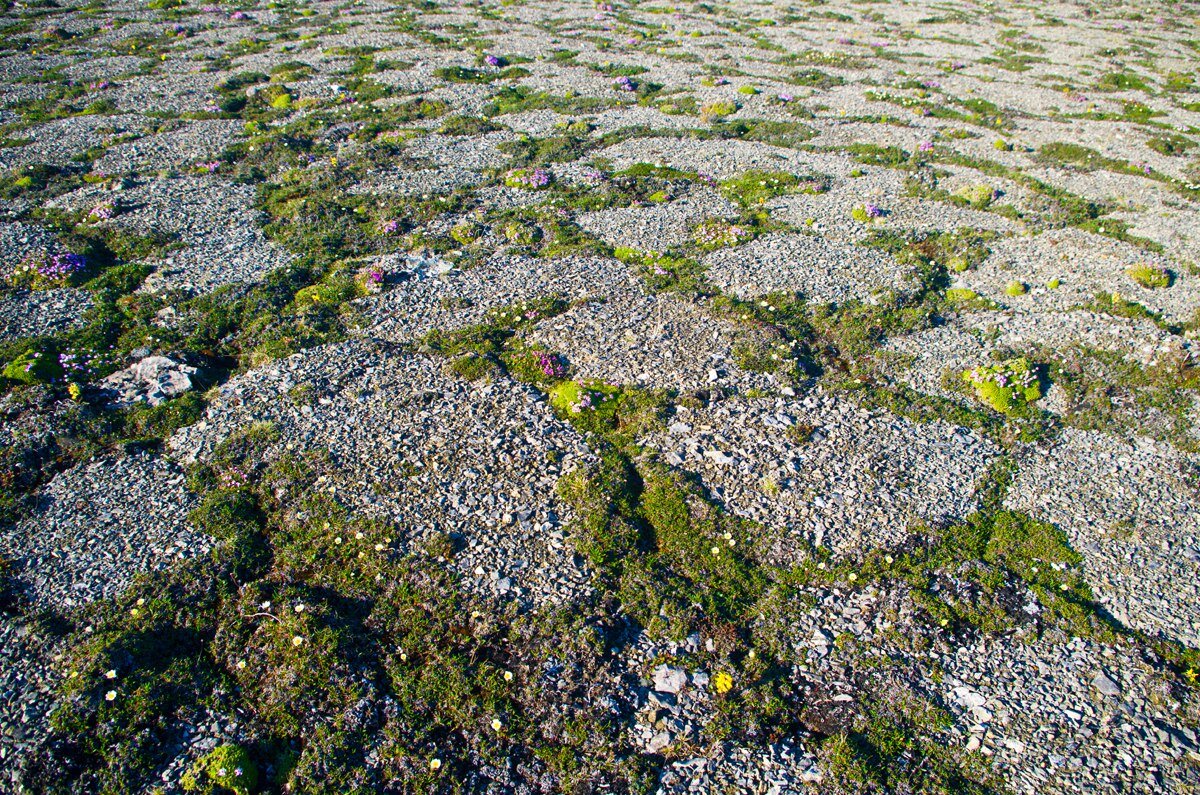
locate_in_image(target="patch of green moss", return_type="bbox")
[963,357,1043,414]
[719,170,800,207]
[3,347,63,385]
[1126,263,1171,289]
[182,744,258,795]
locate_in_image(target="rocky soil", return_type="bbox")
[1,0,1198,793]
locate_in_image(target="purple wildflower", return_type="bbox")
[571,391,594,413]
[38,252,86,281]
[505,167,552,189]
[381,220,401,234]
[777,93,793,102]
[864,203,883,218]
[537,352,567,378]
[484,54,503,67]
[581,168,608,185]
[88,203,115,220]
[230,11,249,20]
[918,140,934,152]
[614,75,637,92]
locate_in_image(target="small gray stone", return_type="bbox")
[1092,672,1121,698]
[652,665,688,695]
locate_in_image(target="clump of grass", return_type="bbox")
[1005,280,1026,297]
[699,100,738,122]
[719,170,800,207]
[952,184,997,208]
[944,288,996,309]
[1126,263,1171,289]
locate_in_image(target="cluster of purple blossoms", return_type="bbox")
[693,219,749,249]
[89,81,111,91]
[614,76,637,92]
[38,252,87,281]
[484,54,504,67]
[537,352,567,379]
[921,79,941,89]
[570,391,594,413]
[367,269,384,284]
[381,219,401,234]
[864,203,884,218]
[505,167,552,189]
[918,140,934,152]
[198,161,220,173]
[58,351,93,377]
[218,466,249,489]
[88,203,115,220]
[230,11,249,20]
[581,168,608,186]
[172,23,187,35]
[777,93,793,103]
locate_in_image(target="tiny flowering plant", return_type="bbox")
[963,357,1043,414]
[217,466,250,490]
[850,203,884,222]
[691,218,753,251]
[88,202,116,221]
[9,251,88,289]
[504,167,552,190]
[356,264,387,294]
[549,379,620,420]
[614,75,637,92]
[535,351,568,379]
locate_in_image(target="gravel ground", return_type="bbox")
[577,189,742,252]
[49,176,294,294]
[0,222,61,268]
[879,309,1197,407]
[2,0,1199,791]
[168,340,597,610]
[939,634,1197,794]
[704,231,916,303]
[956,228,1199,324]
[356,253,638,342]
[0,288,94,341]
[1007,429,1200,649]
[640,391,1001,558]
[0,451,204,611]
[92,119,245,175]
[0,114,147,170]
[526,287,779,393]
